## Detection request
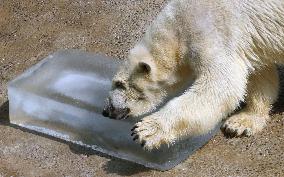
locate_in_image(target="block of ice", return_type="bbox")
[8,49,220,170]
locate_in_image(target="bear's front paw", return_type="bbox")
[131,115,172,151]
[221,113,268,137]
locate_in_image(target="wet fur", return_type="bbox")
[107,0,284,150]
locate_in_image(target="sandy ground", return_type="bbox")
[0,0,283,176]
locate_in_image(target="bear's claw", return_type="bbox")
[132,135,139,141]
[131,125,145,147]
[131,125,138,131]
[130,116,171,150]
[222,113,267,137]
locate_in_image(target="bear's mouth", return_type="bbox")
[111,113,131,120]
[102,107,131,120]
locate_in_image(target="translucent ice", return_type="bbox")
[8,50,220,170]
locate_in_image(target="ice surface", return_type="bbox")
[8,49,220,170]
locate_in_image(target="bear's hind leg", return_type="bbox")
[222,65,279,137]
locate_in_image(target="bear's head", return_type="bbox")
[102,40,193,119]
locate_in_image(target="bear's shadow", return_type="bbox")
[1,67,284,175]
[270,67,284,114]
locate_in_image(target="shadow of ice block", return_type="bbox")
[8,49,220,170]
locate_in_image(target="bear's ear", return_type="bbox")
[138,62,151,74]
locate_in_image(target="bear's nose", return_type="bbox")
[102,106,130,119]
[111,107,130,119]
[102,98,115,118]
[102,109,109,117]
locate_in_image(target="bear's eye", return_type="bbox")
[137,62,151,74]
[113,81,126,90]
[130,83,143,93]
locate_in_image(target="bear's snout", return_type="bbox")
[102,106,130,119]
[102,98,130,119]
[102,90,130,119]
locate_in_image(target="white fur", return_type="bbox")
[111,0,284,150]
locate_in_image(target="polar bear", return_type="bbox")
[102,0,284,150]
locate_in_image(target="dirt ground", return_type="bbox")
[0,0,283,176]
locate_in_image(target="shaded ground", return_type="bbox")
[0,0,283,176]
